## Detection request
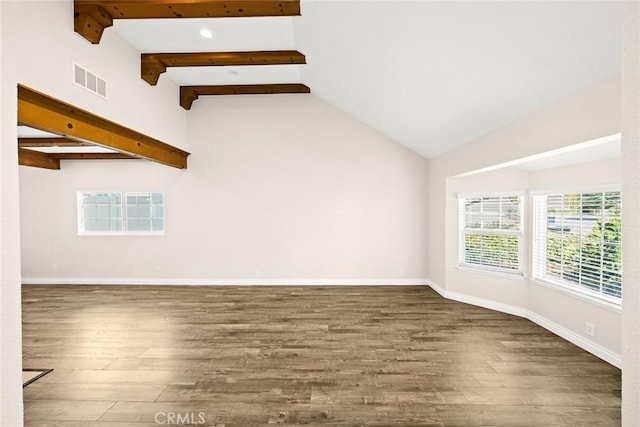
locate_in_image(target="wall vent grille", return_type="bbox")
[73,63,107,98]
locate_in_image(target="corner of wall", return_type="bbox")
[0,1,25,422]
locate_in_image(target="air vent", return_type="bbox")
[73,63,107,98]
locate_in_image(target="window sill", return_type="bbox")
[530,278,622,313]
[78,232,165,236]
[457,265,525,281]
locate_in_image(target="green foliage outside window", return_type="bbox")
[545,193,622,299]
[464,234,519,270]
[462,195,522,271]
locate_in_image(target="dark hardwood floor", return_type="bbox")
[21,285,621,426]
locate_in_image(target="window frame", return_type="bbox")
[531,187,622,305]
[457,192,525,277]
[77,191,165,236]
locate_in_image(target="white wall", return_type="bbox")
[528,157,620,190]
[621,2,640,424]
[0,1,24,424]
[12,2,430,284]
[20,94,430,282]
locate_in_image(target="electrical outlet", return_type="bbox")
[51,263,58,271]
[586,321,596,337]
[399,270,406,278]
[155,264,161,272]
[254,270,261,278]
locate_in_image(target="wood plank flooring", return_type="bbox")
[22,285,621,426]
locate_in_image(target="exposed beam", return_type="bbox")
[74,1,300,44]
[142,51,306,85]
[180,84,311,110]
[74,3,113,44]
[18,148,60,170]
[49,153,136,160]
[18,85,190,169]
[18,137,93,148]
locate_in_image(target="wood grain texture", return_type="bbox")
[74,3,113,44]
[22,285,621,426]
[18,148,60,170]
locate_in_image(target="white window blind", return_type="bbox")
[458,195,523,273]
[532,191,622,301]
[78,192,164,235]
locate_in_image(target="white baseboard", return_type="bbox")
[425,280,621,368]
[526,311,621,368]
[426,279,528,317]
[21,277,432,286]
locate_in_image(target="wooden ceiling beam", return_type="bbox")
[18,148,60,170]
[18,137,93,148]
[74,1,301,44]
[49,153,136,160]
[74,3,114,44]
[18,85,190,169]
[180,84,310,110]
[142,51,306,85]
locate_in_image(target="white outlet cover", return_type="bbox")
[586,322,596,337]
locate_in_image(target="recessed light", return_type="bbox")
[200,29,213,39]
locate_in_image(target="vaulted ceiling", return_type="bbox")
[111,0,622,158]
[20,0,623,169]
[294,1,622,158]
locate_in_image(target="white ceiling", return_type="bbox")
[112,1,622,159]
[166,65,303,86]
[113,16,303,88]
[17,126,60,138]
[113,17,296,53]
[17,126,118,154]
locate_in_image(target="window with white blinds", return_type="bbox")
[458,195,524,274]
[532,191,622,301]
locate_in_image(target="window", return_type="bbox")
[458,194,524,274]
[78,192,164,235]
[532,191,622,301]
